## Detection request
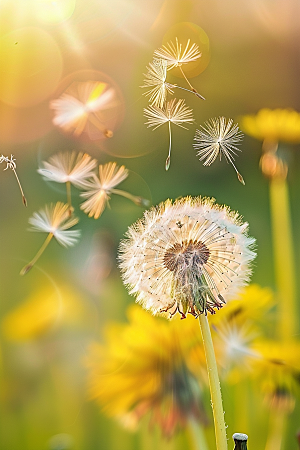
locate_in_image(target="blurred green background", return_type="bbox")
[1,0,300,449]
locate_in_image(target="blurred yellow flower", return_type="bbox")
[2,284,85,341]
[252,340,300,398]
[240,108,300,143]
[86,305,208,437]
[208,285,275,383]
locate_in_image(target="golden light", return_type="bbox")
[0,27,63,108]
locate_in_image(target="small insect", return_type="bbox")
[176,221,184,228]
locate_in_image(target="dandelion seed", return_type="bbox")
[144,99,194,170]
[50,81,115,139]
[154,38,204,100]
[141,59,204,108]
[38,151,97,213]
[20,202,80,275]
[80,162,150,219]
[194,117,245,184]
[119,196,256,319]
[0,154,27,206]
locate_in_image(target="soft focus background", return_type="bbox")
[1,1,300,449]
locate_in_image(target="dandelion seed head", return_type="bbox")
[154,38,202,70]
[119,196,256,319]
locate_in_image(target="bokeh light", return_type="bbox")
[34,0,76,24]
[162,22,210,78]
[0,27,63,108]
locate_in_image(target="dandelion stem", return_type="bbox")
[66,181,72,216]
[165,120,172,170]
[179,66,204,100]
[110,189,149,207]
[170,83,205,100]
[264,409,287,450]
[188,417,209,450]
[198,314,227,450]
[269,175,297,339]
[20,233,53,275]
[88,113,113,138]
[12,167,27,206]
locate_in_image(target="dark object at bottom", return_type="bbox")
[233,433,248,450]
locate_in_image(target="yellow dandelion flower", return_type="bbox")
[2,284,85,341]
[240,108,300,144]
[80,162,149,219]
[86,305,207,437]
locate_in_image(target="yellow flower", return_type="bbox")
[86,305,207,437]
[252,340,300,397]
[240,108,300,143]
[2,284,85,341]
[208,285,275,383]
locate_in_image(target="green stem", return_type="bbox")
[20,233,53,275]
[269,176,297,339]
[264,409,286,450]
[110,189,149,207]
[165,120,172,171]
[188,417,209,450]
[198,314,227,450]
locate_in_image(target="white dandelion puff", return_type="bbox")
[144,99,194,170]
[20,202,80,275]
[154,38,204,100]
[194,117,245,184]
[80,162,150,219]
[38,151,97,213]
[0,154,27,206]
[119,196,256,319]
[50,81,115,139]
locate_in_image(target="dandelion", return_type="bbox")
[141,59,204,108]
[38,151,97,213]
[194,117,245,184]
[50,81,115,139]
[0,154,27,206]
[20,202,80,275]
[87,305,209,439]
[80,162,150,219]
[144,98,194,170]
[154,38,204,99]
[119,196,256,450]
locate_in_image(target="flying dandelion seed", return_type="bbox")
[141,59,204,108]
[0,154,27,206]
[80,162,150,219]
[38,151,97,213]
[119,196,256,319]
[154,38,204,100]
[20,202,80,275]
[144,99,194,170]
[194,117,245,185]
[50,81,116,139]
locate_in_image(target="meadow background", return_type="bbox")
[0,0,300,449]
